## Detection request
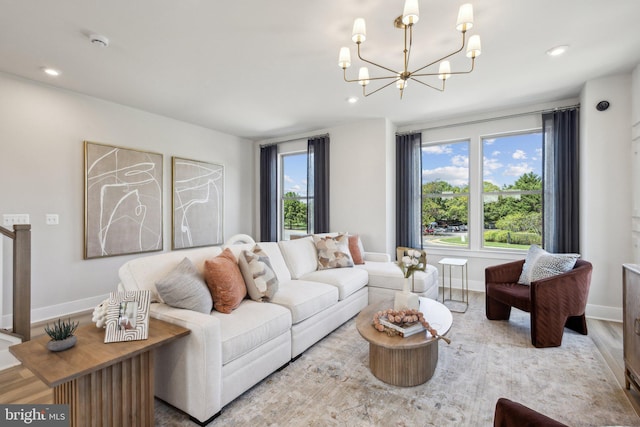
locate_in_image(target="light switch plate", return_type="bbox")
[2,214,30,226]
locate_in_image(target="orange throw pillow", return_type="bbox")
[204,248,247,313]
[348,234,365,265]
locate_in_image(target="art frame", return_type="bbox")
[104,290,151,343]
[172,156,224,249]
[84,141,163,259]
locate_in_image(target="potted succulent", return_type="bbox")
[44,318,79,352]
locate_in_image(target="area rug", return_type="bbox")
[155,295,640,426]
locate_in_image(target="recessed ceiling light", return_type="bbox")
[43,68,60,77]
[546,45,569,57]
[346,96,359,104]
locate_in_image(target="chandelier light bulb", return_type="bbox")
[438,61,451,80]
[352,18,367,43]
[339,47,352,68]
[456,4,474,32]
[396,79,408,89]
[466,35,481,58]
[358,67,370,86]
[402,0,420,26]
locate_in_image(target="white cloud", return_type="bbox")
[512,149,527,160]
[492,150,500,157]
[422,166,468,187]
[484,138,496,145]
[504,162,533,176]
[287,184,302,193]
[422,145,453,155]
[483,157,502,172]
[451,155,468,167]
[284,175,294,183]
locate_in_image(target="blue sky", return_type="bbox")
[282,152,307,196]
[422,132,542,188]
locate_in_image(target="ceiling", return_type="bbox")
[1,0,639,141]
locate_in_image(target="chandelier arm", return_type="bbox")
[363,79,399,97]
[357,43,401,75]
[411,31,467,75]
[343,68,402,84]
[409,77,445,92]
[411,57,476,78]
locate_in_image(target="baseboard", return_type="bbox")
[585,304,623,323]
[1,293,109,330]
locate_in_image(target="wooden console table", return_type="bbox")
[10,317,189,427]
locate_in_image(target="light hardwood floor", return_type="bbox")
[1,308,639,418]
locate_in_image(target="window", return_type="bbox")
[482,132,543,249]
[419,113,544,252]
[421,140,470,248]
[280,152,310,240]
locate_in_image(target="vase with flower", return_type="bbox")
[394,248,427,311]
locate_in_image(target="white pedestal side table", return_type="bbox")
[438,257,469,313]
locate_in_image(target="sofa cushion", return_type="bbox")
[204,248,247,313]
[356,262,438,293]
[238,245,279,302]
[155,257,213,314]
[270,280,339,324]
[278,237,318,279]
[300,267,367,300]
[518,245,580,285]
[313,234,354,270]
[212,300,292,365]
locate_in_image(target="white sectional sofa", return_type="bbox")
[117,234,438,424]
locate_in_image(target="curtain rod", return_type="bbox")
[259,133,330,148]
[397,103,580,135]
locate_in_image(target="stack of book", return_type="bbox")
[378,317,425,337]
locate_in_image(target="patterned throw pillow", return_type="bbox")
[238,245,279,302]
[518,245,580,285]
[313,234,354,270]
[156,257,213,314]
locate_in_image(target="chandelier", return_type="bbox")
[338,0,481,98]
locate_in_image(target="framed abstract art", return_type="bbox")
[84,141,163,259]
[172,157,224,249]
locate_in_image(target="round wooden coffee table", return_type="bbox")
[356,297,452,386]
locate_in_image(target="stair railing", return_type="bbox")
[0,224,31,341]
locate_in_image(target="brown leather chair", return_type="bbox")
[485,258,592,348]
[494,398,568,427]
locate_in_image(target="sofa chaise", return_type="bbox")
[118,234,438,424]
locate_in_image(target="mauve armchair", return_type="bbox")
[485,258,592,348]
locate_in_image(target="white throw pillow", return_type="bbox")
[238,245,279,302]
[518,245,580,285]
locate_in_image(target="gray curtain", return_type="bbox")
[260,144,278,242]
[308,136,330,233]
[542,108,580,253]
[396,133,422,248]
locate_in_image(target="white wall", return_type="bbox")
[0,72,254,325]
[255,118,397,254]
[580,73,633,320]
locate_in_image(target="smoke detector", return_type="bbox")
[89,34,109,48]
